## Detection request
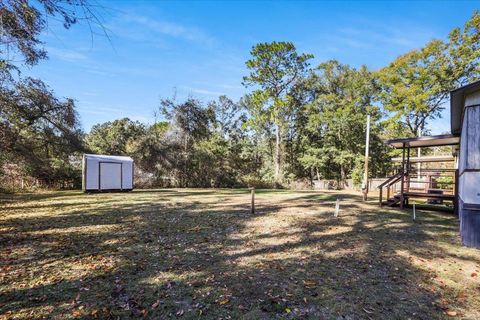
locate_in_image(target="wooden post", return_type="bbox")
[379,187,383,206]
[250,187,255,214]
[334,197,340,217]
[362,115,371,201]
[400,143,406,209]
[406,146,410,192]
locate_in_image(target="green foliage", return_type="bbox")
[2,8,480,191]
[0,78,84,186]
[436,175,454,190]
[377,40,450,137]
[243,41,313,183]
[0,0,103,189]
[448,11,480,86]
[377,11,480,139]
[300,60,388,184]
[85,118,146,155]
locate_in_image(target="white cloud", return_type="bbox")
[182,86,225,97]
[218,84,243,90]
[80,91,98,97]
[86,68,117,77]
[47,47,89,62]
[120,14,214,45]
[78,105,124,116]
[129,115,152,124]
[332,22,438,51]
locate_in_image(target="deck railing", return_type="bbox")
[403,168,456,194]
[379,167,457,207]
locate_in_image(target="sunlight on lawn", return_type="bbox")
[1,189,479,319]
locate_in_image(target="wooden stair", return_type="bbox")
[382,194,402,207]
[378,171,404,207]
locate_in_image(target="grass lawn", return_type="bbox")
[1,189,479,319]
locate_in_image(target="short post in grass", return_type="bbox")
[413,204,416,221]
[334,197,340,217]
[250,187,255,214]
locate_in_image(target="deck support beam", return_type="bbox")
[400,143,406,209]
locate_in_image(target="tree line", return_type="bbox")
[0,1,479,190]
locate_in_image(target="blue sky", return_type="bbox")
[24,0,479,133]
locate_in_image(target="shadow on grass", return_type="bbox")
[0,189,472,319]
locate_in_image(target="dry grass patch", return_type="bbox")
[0,189,479,319]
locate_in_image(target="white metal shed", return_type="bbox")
[82,154,134,192]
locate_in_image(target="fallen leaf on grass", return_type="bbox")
[218,298,230,305]
[471,272,477,277]
[151,300,160,309]
[72,310,82,318]
[445,310,457,317]
[303,280,316,288]
[456,292,467,302]
[363,307,374,314]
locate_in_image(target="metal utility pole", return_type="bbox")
[362,115,371,201]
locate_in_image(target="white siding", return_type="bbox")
[100,163,122,189]
[122,162,133,189]
[459,105,480,205]
[82,154,134,191]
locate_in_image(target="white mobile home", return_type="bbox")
[82,154,134,192]
[450,80,480,248]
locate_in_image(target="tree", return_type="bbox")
[1,0,105,81]
[126,121,172,187]
[243,41,313,184]
[85,118,147,155]
[299,61,388,186]
[377,40,450,137]
[160,97,214,187]
[0,0,104,189]
[377,11,480,139]
[448,11,480,87]
[205,96,251,187]
[0,78,84,185]
[208,95,244,139]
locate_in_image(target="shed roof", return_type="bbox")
[450,80,480,136]
[386,134,460,149]
[84,154,133,162]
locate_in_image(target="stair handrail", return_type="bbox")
[378,170,404,206]
[378,170,403,189]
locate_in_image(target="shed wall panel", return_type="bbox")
[100,162,122,190]
[86,158,99,190]
[122,163,133,189]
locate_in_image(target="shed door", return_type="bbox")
[99,162,122,190]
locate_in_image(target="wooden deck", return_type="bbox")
[403,192,455,201]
